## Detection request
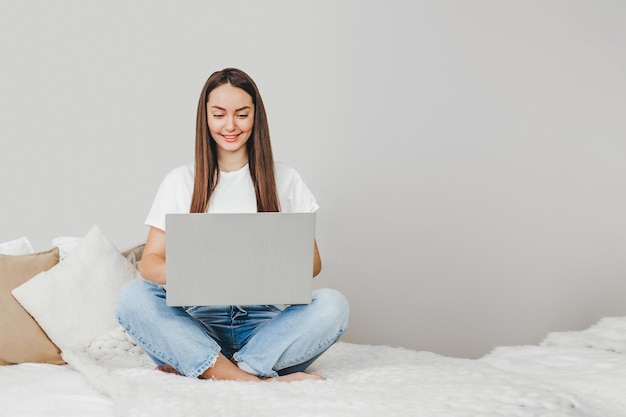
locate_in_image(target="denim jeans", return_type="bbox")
[115,279,349,378]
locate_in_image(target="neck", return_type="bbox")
[217,154,248,172]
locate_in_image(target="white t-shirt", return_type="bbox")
[145,161,320,231]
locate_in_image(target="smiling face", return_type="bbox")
[206,83,255,163]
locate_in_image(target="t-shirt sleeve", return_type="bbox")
[145,165,194,231]
[276,162,320,213]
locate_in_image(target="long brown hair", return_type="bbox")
[190,68,280,213]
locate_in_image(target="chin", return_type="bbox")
[218,143,246,153]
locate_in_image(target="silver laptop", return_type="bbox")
[165,212,315,306]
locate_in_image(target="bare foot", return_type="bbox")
[155,364,182,375]
[270,372,325,382]
[158,356,324,382]
[199,353,261,382]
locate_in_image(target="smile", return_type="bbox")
[222,134,239,142]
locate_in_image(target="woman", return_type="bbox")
[115,68,349,382]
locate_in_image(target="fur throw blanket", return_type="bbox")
[61,317,626,417]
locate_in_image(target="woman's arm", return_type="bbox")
[139,227,167,285]
[313,240,322,278]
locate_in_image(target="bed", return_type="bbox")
[2,227,626,417]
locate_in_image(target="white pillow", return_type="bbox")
[0,236,34,255]
[51,236,83,259]
[12,225,139,351]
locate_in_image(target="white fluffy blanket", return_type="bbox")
[62,317,626,417]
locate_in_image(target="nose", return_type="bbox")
[225,116,235,131]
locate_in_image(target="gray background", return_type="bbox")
[1,1,625,358]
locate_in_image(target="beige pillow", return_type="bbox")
[0,248,64,365]
[122,243,145,269]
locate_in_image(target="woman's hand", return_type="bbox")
[313,240,322,277]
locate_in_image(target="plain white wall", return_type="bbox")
[1,1,625,358]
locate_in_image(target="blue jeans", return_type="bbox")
[115,279,349,378]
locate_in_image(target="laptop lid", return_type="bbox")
[165,212,315,306]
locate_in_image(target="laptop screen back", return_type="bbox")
[165,212,315,306]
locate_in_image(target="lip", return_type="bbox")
[222,134,240,142]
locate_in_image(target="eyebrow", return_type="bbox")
[209,105,252,112]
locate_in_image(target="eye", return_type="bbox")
[212,114,224,119]
[237,114,249,119]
